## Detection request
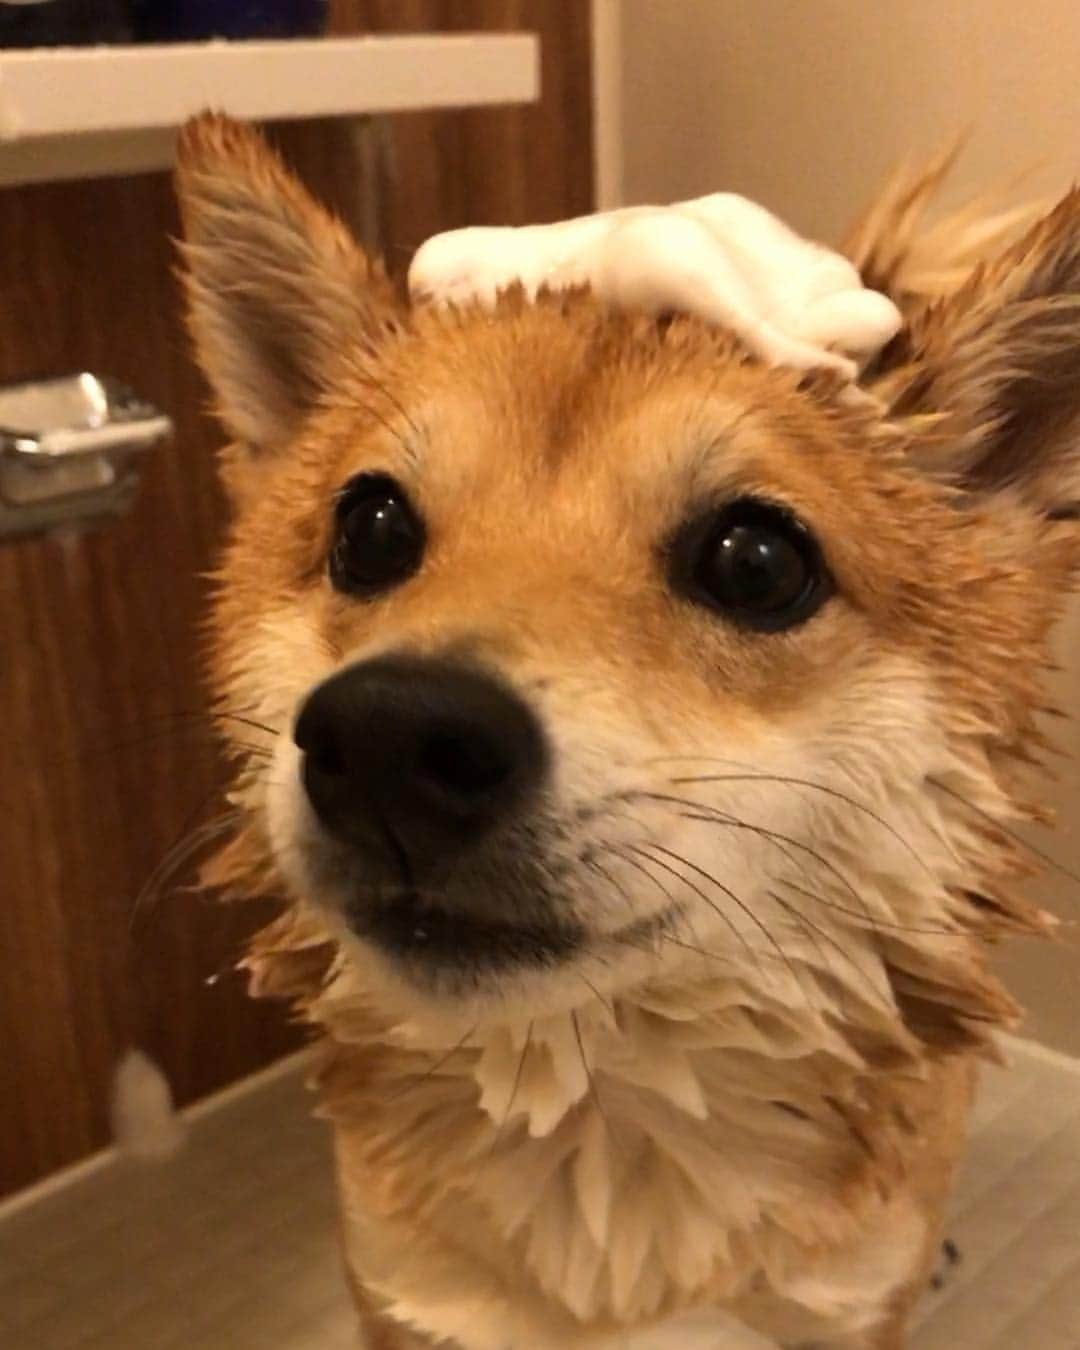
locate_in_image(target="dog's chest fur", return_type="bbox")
[303,960,967,1350]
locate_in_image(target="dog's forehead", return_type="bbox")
[332,300,864,507]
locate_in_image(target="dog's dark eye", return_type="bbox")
[330,474,425,596]
[672,498,831,632]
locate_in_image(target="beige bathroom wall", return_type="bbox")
[621,0,1080,236]
[618,0,1080,1052]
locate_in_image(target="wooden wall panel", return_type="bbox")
[0,172,300,1196]
[327,1,594,248]
[0,2,592,1197]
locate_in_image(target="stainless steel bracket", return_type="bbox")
[0,372,172,540]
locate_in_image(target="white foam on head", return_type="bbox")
[408,195,902,382]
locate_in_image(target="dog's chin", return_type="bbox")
[333,890,684,1013]
[345,888,585,983]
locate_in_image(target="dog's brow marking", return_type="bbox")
[351,367,425,448]
[682,400,758,497]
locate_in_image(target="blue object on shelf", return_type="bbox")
[129,1,329,41]
[0,0,131,47]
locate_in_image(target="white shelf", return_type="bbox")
[0,33,539,187]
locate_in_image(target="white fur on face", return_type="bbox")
[245,608,968,1034]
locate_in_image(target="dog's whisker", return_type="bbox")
[772,874,960,939]
[350,369,426,451]
[130,808,244,931]
[625,842,770,984]
[336,377,422,468]
[765,888,888,1013]
[638,790,877,924]
[655,931,744,973]
[383,1024,477,1108]
[629,751,1077,894]
[927,774,1080,886]
[577,971,616,1019]
[655,791,971,941]
[635,786,888,935]
[223,742,276,761]
[593,841,679,911]
[688,808,898,938]
[664,770,943,882]
[677,801,888,938]
[7,707,279,815]
[214,709,281,740]
[571,1009,625,1159]
[473,1022,534,1179]
[580,848,637,924]
[717,815,963,940]
[643,840,806,991]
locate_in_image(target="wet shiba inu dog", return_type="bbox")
[176,115,1080,1348]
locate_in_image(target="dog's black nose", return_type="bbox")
[294,656,547,878]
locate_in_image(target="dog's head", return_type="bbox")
[178,117,1080,1045]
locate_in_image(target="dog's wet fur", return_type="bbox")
[178,117,1080,1348]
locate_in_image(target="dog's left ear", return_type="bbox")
[884,189,1080,520]
[175,113,400,454]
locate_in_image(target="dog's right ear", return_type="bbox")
[175,113,400,455]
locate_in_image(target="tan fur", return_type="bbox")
[177,117,1080,1349]
[842,145,1046,312]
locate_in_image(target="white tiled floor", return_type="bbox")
[910,1039,1080,1350]
[0,1059,356,1350]
[2,1039,1079,1349]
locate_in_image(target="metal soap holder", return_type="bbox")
[0,373,172,541]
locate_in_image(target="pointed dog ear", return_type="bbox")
[871,189,1080,520]
[175,113,401,453]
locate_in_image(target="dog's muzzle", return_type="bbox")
[293,655,573,971]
